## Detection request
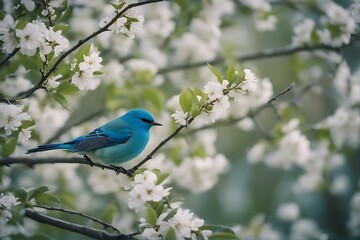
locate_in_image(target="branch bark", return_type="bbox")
[157,44,340,74]
[24,209,137,240]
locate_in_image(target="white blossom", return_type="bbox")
[128,170,171,211]
[292,19,315,46]
[0,103,31,136]
[168,208,208,239]
[0,74,32,98]
[255,14,277,31]
[0,193,20,226]
[350,2,360,23]
[16,22,43,56]
[173,155,228,193]
[321,108,360,149]
[79,46,103,72]
[330,175,349,195]
[242,69,257,92]
[290,219,326,240]
[71,69,100,91]
[42,28,69,56]
[0,14,18,54]
[276,202,300,222]
[21,0,35,11]
[204,80,228,101]
[44,74,62,92]
[172,110,188,126]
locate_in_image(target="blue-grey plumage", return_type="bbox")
[27,109,162,165]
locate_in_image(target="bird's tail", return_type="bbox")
[26,143,74,154]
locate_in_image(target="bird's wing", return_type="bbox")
[73,120,133,152]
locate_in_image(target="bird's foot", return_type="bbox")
[110,165,134,177]
[83,154,94,167]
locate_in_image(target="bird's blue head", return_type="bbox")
[122,109,162,130]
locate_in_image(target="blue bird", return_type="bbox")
[27,109,162,171]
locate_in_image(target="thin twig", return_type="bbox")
[188,82,296,134]
[128,118,194,173]
[0,48,20,67]
[0,0,163,103]
[33,205,121,234]
[158,44,339,74]
[24,209,137,240]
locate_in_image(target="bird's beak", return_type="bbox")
[151,121,162,126]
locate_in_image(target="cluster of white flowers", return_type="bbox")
[26,97,70,143]
[292,19,315,46]
[0,67,32,98]
[232,214,282,240]
[140,208,212,240]
[350,2,360,23]
[0,193,20,226]
[289,219,327,240]
[172,0,233,62]
[292,2,356,47]
[320,108,360,149]
[173,154,228,193]
[172,68,258,125]
[128,170,171,211]
[0,14,18,54]
[0,103,31,139]
[100,4,144,39]
[240,0,277,31]
[349,191,360,236]
[276,202,300,222]
[15,19,69,58]
[264,119,311,169]
[71,45,102,90]
[41,0,65,21]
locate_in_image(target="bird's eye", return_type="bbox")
[141,118,152,124]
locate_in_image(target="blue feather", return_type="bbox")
[27,109,162,165]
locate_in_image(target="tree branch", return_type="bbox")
[158,44,340,74]
[0,156,130,175]
[24,209,137,240]
[0,0,164,103]
[0,47,20,67]
[33,205,121,234]
[188,82,296,134]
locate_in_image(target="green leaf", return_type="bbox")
[52,92,72,111]
[207,63,223,83]
[26,186,50,202]
[163,208,178,222]
[75,44,91,64]
[157,172,170,185]
[203,224,239,239]
[21,120,35,129]
[146,206,158,226]
[35,193,61,205]
[179,89,193,113]
[164,227,176,240]
[226,65,241,84]
[1,137,17,157]
[210,232,239,239]
[93,71,103,76]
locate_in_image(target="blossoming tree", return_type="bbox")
[1,0,360,239]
